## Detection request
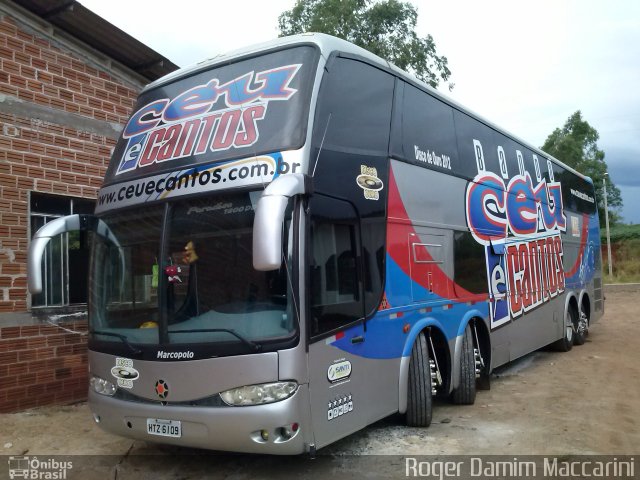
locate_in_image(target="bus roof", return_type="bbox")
[142,33,591,185]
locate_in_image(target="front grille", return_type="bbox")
[113,388,228,407]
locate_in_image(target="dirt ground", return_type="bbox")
[1,287,638,478]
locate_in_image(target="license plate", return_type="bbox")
[146,418,182,438]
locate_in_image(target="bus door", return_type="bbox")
[306,194,370,449]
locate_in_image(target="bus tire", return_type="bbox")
[406,331,432,427]
[451,324,477,405]
[553,308,575,352]
[574,303,589,346]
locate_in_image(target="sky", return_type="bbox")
[79,0,640,223]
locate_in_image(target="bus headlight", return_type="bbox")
[220,382,297,406]
[90,375,117,396]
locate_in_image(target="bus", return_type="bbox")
[27,33,603,455]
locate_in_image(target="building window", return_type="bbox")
[30,193,95,307]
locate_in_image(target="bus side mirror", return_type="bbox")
[253,173,311,271]
[28,214,122,294]
[29,215,85,294]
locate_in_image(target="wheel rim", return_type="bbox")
[578,307,588,336]
[565,311,573,342]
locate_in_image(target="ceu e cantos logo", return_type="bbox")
[465,139,567,330]
[116,64,301,175]
[8,456,72,479]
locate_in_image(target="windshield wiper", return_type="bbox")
[90,329,143,355]
[168,328,261,352]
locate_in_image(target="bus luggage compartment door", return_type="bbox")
[409,228,453,304]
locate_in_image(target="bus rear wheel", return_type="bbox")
[554,308,575,352]
[406,331,433,427]
[451,323,477,405]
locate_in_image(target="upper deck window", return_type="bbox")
[312,56,393,155]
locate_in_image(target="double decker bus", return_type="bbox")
[28,33,603,454]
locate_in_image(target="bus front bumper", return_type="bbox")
[88,385,310,455]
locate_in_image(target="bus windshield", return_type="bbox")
[88,192,296,355]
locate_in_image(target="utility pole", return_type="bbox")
[603,173,613,277]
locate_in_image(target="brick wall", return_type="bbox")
[0,14,140,312]
[0,11,145,412]
[0,117,117,312]
[0,320,88,412]
[0,16,137,124]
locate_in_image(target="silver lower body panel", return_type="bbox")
[89,386,309,455]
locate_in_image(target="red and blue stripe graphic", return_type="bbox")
[327,166,488,359]
[325,164,599,360]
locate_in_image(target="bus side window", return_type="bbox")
[453,230,488,297]
[309,195,363,337]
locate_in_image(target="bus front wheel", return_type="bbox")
[406,331,433,427]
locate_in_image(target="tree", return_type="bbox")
[542,111,622,226]
[278,0,452,89]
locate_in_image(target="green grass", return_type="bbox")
[603,237,640,283]
[602,223,640,243]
